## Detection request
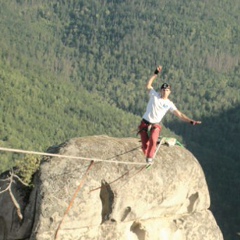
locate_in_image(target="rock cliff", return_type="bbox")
[0,135,223,240]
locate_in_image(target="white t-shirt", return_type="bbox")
[142,89,177,123]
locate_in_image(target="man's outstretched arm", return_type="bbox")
[173,109,202,125]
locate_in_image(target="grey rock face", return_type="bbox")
[0,136,223,240]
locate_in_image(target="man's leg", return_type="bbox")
[138,121,149,156]
[147,125,162,160]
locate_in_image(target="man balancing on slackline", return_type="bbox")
[138,65,201,165]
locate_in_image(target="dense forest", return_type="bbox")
[0,0,239,239]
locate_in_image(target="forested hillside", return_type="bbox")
[0,0,239,239]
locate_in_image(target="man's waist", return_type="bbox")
[142,118,160,125]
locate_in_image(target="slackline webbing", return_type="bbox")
[0,147,145,166]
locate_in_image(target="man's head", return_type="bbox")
[160,83,171,99]
[160,83,171,90]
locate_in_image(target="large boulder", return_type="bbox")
[0,135,223,240]
[30,135,223,240]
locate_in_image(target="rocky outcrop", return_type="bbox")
[0,135,223,240]
[0,171,36,240]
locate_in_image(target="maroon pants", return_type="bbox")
[138,120,162,158]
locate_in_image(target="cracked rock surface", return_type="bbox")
[0,135,223,240]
